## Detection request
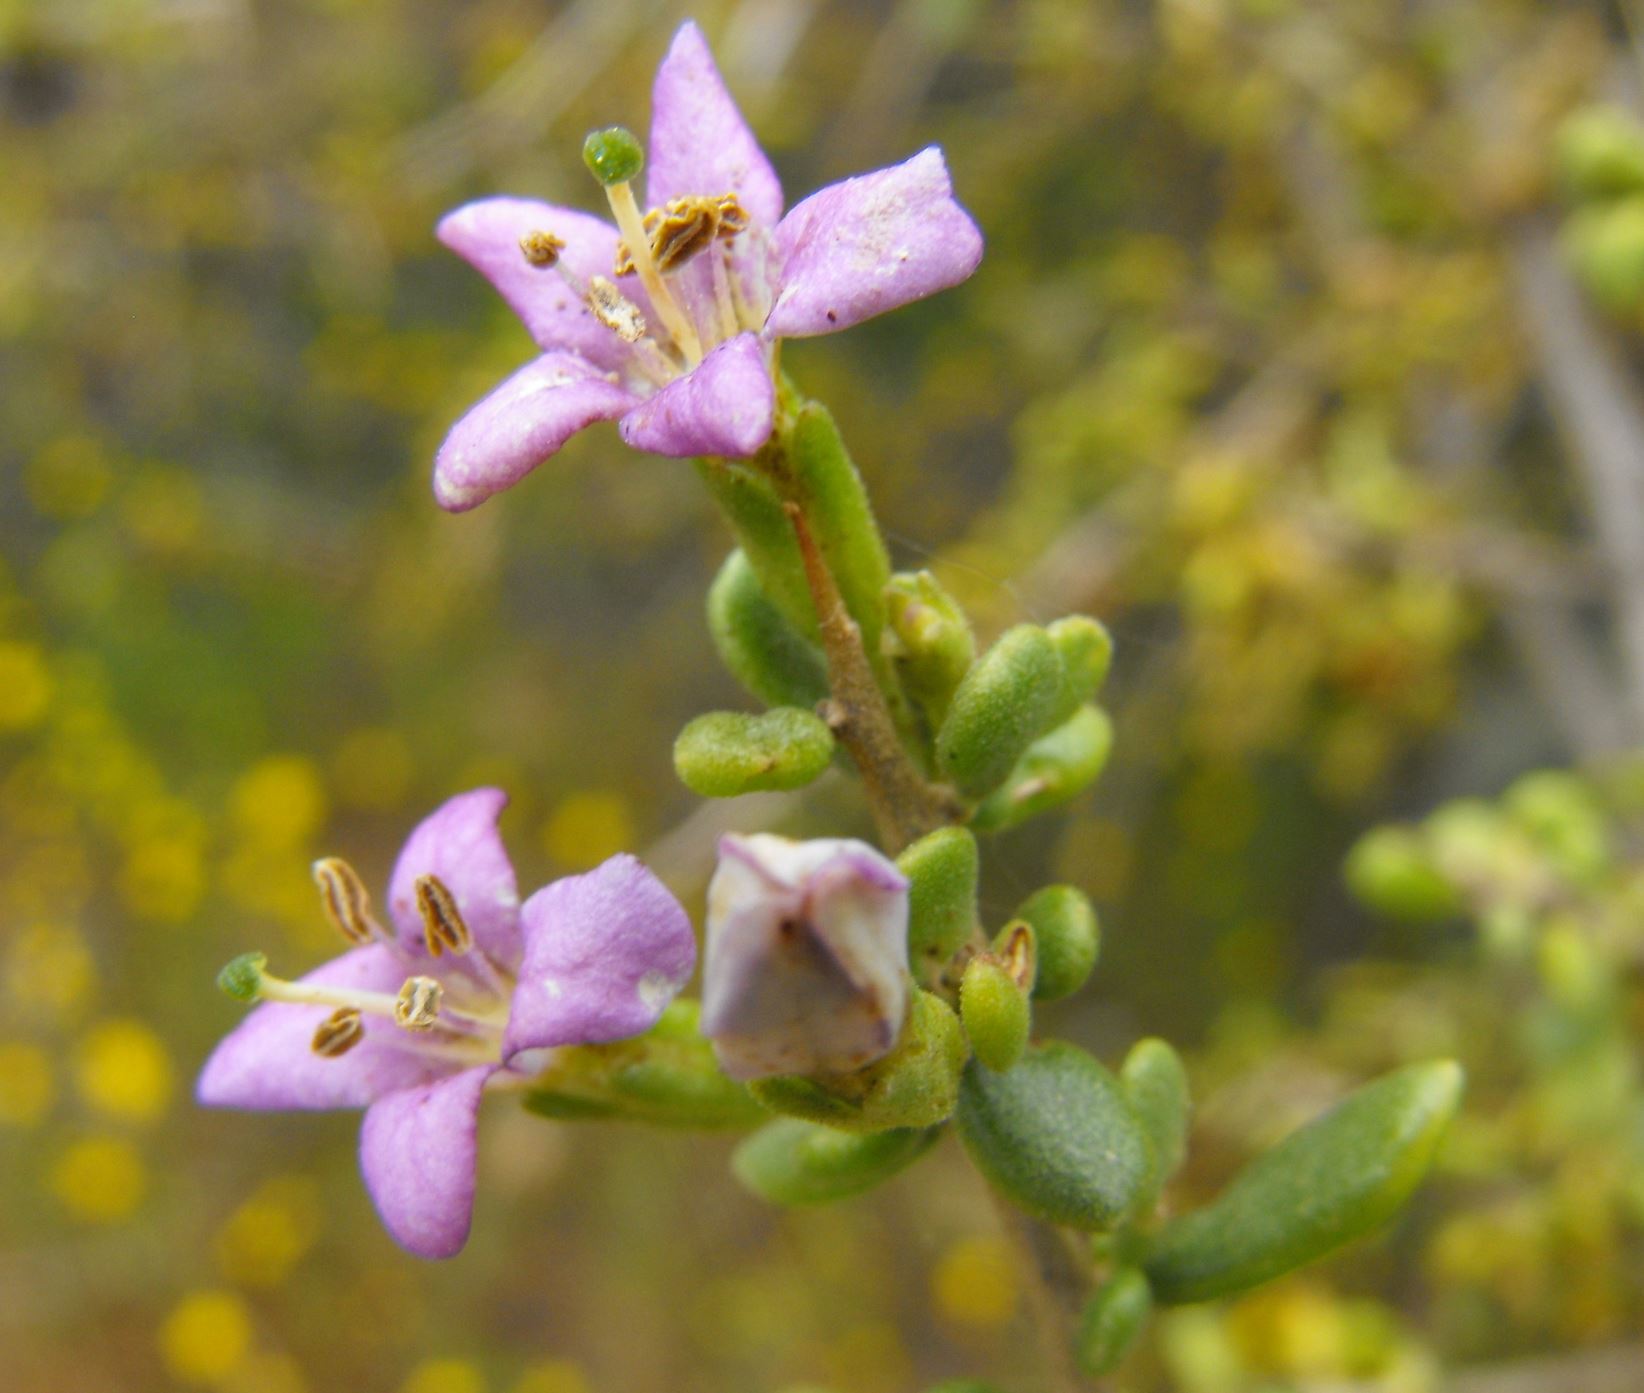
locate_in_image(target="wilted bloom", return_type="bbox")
[700,834,909,1080]
[197,789,695,1258]
[433,20,984,511]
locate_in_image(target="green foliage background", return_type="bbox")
[3,0,1642,1389]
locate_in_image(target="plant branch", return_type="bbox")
[990,1192,1101,1393]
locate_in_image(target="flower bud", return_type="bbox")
[1013,884,1099,1001]
[1077,1268,1153,1377]
[884,570,976,729]
[960,954,1030,1072]
[701,835,910,1081]
[674,708,835,798]
[581,126,644,186]
[707,550,829,710]
[937,624,1064,799]
[971,705,1113,832]
[897,825,979,981]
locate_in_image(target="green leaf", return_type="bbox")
[1556,105,1644,200]
[955,1042,1155,1230]
[707,550,829,710]
[1344,826,1459,922]
[1013,884,1100,1001]
[897,825,979,980]
[959,955,1030,1072]
[696,459,816,637]
[1076,1267,1153,1377]
[673,708,835,798]
[971,705,1112,832]
[1143,1061,1464,1304]
[1120,1038,1191,1194]
[936,624,1064,799]
[884,570,976,731]
[732,1119,940,1205]
[1045,615,1113,727]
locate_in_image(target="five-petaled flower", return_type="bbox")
[197,789,696,1258]
[700,834,910,1081]
[433,20,984,511]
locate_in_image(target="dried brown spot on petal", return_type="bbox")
[311,1008,364,1057]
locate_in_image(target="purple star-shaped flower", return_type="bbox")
[433,20,984,511]
[197,789,696,1258]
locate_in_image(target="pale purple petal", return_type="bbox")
[646,21,783,227]
[387,788,524,969]
[617,332,773,458]
[434,354,638,512]
[197,946,448,1111]
[766,147,983,338]
[437,198,638,372]
[504,854,696,1056]
[359,1065,493,1259]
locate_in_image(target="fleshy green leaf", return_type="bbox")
[732,1119,939,1205]
[937,624,1064,799]
[707,550,829,709]
[970,705,1112,832]
[1045,615,1113,727]
[959,955,1030,1072]
[1013,885,1099,1001]
[696,458,816,637]
[673,708,835,797]
[884,570,976,731]
[1143,1061,1464,1304]
[955,1042,1155,1230]
[1076,1267,1153,1377]
[897,825,979,980]
[1120,1037,1191,1195]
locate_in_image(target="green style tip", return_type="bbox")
[582,126,644,186]
[216,951,267,1002]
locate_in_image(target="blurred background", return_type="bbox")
[5,0,1644,1389]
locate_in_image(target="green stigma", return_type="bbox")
[582,126,644,187]
[216,951,268,1002]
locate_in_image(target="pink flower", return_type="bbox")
[197,789,695,1258]
[433,21,984,511]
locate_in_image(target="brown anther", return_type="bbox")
[395,976,443,1031]
[713,193,749,239]
[998,920,1037,992]
[311,1008,365,1057]
[519,230,566,267]
[313,857,379,945]
[587,275,646,342]
[415,873,472,958]
[648,196,722,274]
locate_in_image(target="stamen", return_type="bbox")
[714,193,750,240]
[709,250,740,344]
[395,976,444,1031]
[313,857,380,945]
[649,197,721,274]
[588,276,648,344]
[603,181,704,363]
[415,874,472,958]
[311,1008,364,1057]
[519,230,567,267]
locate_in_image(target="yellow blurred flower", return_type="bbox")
[931,1233,1020,1329]
[119,833,208,922]
[27,433,114,520]
[216,1176,323,1288]
[542,791,634,870]
[0,1040,53,1125]
[50,1134,146,1221]
[159,1289,254,1385]
[511,1364,591,1393]
[74,1017,174,1123]
[401,1359,487,1393]
[6,922,95,1021]
[231,755,328,851]
[0,641,52,731]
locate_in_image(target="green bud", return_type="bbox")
[955,1042,1156,1230]
[937,624,1064,799]
[897,826,979,980]
[960,955,1030,1072]
[216,951,267,1001]
[1045,615,1113,727]
[706,550,829,710]
[697,459,817,638]
[581,126,644,186]
[1120,1038,1191,1193]
[673,708,835,798]
[1344,826,1460,922]
[523,1001,765,1129]
[1563,197,1644,315]
[1013,885,1099,1001]
[732,1119,940,1206]
[1076,1267,1153,1377]
[884,570,976,729]
[749,989,967,1133]
[970,705,1113,832]
[1505,769,1610,885]
[1143,1060,1464,1304]
[1556,105,1644,200]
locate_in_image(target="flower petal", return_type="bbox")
[766,147,983,338]
[197,945,447,1111]
[504,854,696,1056]
[359,1064,494,1259]
[617,332,773,458]
[387,788,524,969]
[434,354,637,512]
[437,198,638,372]
[646,21,783,227]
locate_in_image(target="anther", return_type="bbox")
[415,873,472,957]
[313,857,380,945]
[587,276,647,343]
[650,198,722,275]
[998,920,1037,993]
[713,193,749,240]
[312,1008,365,1057]
[395,976,444,1031]
[519,230,566,267]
